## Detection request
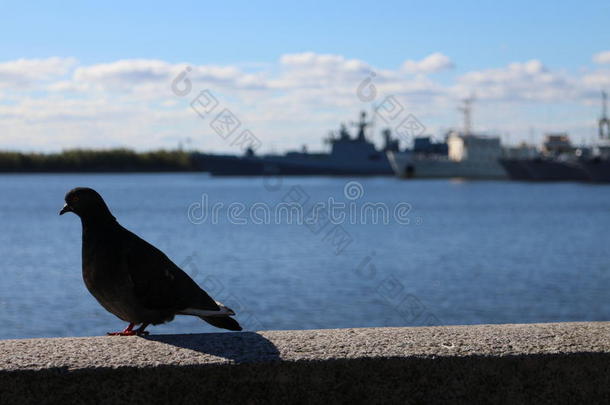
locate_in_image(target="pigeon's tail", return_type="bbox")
[179,304,243,331]
[200,315,243,331]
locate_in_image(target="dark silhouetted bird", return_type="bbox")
[60,187,242,335]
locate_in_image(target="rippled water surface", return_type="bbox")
[0,173,608,339]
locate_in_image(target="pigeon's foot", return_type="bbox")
[107,330,139,336]
[107,323,150,336]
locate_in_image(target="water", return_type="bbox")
[0,173,608,340]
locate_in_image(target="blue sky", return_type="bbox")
[1,0,609,152]
[3,1,608,69]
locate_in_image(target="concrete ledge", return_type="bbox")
[1,322,609,404]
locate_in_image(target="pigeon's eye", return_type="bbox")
[71,196,80,204]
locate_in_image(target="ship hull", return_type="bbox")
[498,159,532,180]
[388,152,507,179]
[199,153,394,176]
[500,158,592,182]
[578,158,610,182]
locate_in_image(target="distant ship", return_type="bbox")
[578,91,610,182]
[500,92,610,182]
[387,98,507,179]
[387,132,507,179]
[198,111,398,176]
[499,134,590,181]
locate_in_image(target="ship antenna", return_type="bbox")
[600,90,610,139]
[458,94,475,136]
[351,111,370,141]
[369,105,377,140]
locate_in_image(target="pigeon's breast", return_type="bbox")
[82,241,140,322]
[80,225,178,325]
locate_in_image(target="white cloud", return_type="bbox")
[72,59,263,94]
[1,53,609,152]
[280,52,370,72]
[593,51,610,65]
[402,53,454,74]
[271,52,373,89]
[460,60,547,83]
[74,59,174,86]
[0,57,77,87]
[453,60,577,101]
[581,70,610,89]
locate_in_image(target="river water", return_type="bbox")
[0,173,608,339]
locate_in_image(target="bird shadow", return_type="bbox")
[143,332,281,364]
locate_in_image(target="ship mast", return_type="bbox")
[458,95,475,136]
[600,90,610,140]
[369,105,377,141]
[351,111,371,141]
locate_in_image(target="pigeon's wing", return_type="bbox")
[120,227,220,312]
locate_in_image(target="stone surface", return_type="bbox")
[1,322,609,404]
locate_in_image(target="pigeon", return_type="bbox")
[60,187,242,335]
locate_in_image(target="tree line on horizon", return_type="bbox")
[0,148,202,172]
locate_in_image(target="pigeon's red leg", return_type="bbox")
[107,323,137,336]
[134,323,150,336]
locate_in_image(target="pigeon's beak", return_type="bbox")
[59,204,72,215]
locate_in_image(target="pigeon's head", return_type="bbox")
[60,187,114,220]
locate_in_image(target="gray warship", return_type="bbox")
[197,111,398,176]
